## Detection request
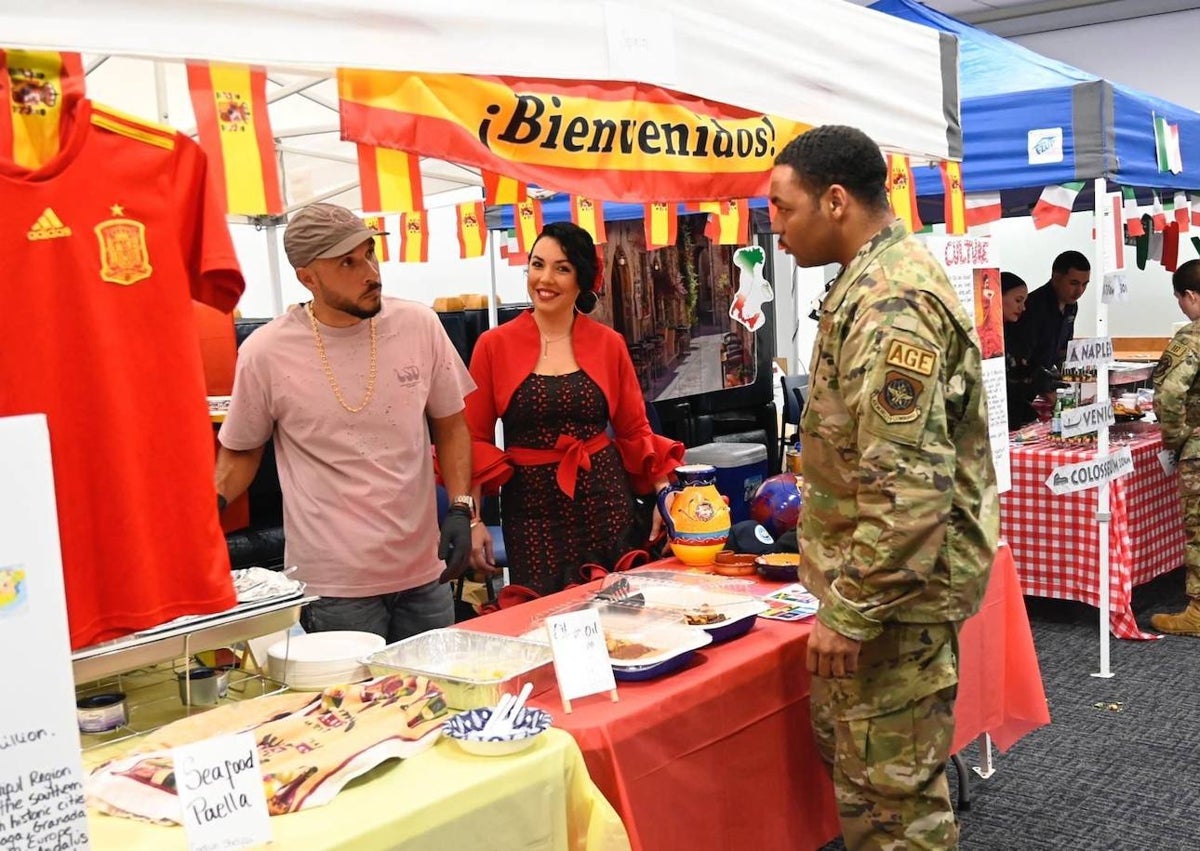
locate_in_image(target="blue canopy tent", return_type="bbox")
[871,0,1200,219]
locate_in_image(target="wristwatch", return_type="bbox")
[450,494,477,517]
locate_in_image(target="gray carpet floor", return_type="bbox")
[821,566,1200,850]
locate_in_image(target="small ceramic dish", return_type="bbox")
[712,551,758,577]
[755,552,801,582]
[443,706,553,756]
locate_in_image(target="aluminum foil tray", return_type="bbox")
[361,628,554,710]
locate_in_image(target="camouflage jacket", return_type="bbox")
[1152,320,1200,458]
[799,221,1000,642]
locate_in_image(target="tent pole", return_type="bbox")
[1091,177,1114,679]
[153,61,168,124]
[487,233,500,331]
[266,223,284,317]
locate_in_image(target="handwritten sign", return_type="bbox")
[0,416,90,851]
[1101,271,1130,304]
[1045,447,1134,495]
[174,732,271,851]
[1160,449,1178,477]
[1061,400,1116,438]
[1065,337,1115,370]
[544,608,617,709]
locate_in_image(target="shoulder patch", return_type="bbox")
[884,338,937,377]
[92,104,176,151]
[1166,340,1191,360]
[872,370,924,423]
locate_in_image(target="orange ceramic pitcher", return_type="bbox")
[656,464,731,566]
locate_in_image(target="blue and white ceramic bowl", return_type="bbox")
[443,705,553,756]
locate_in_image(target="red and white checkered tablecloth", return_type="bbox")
[1001,430,1186,639]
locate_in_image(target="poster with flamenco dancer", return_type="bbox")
[925,236,1011,493]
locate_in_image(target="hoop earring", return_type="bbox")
[575,290,598,314]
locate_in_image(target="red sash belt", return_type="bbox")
[507,432,612,499]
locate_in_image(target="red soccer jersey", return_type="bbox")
[0,100,245,648]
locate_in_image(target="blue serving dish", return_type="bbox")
[702,613,759,643]
[444,705,553,756]
[612,649,699,681]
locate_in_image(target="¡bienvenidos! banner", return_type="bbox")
[338,70,811,203]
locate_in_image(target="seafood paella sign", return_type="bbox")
[544,608,618,711]
[1044,447,1134,496]
[174,731,272,851]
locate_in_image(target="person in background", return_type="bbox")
[215,203,477,643]
[1001,271,1041,429]
[1006,250,1091,377]
[769,124,999,850]
[1150,258,1200,636]
[464,221,684,594]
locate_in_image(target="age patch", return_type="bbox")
[883,339,937,377]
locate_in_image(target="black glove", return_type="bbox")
[437,507,473,583]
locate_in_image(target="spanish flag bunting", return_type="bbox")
[570,195,607,244]
[456,201,487,259]
[886,154,922,232]
[514,198,543,254]
[644,202,677,249]
[940,161,967,235]
[357,143,423,213]
[398,211,428,262]
[704,199,749,245]
[482,169,528,205]
[361,216,390,262]
[187,62,283,216]
[0,49,86,169]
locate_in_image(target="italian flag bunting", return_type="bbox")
[1030,182,1084,229]
[361,216,389,262]
[570,195,607,244]
[187,62,284,216]
[885,154,922,232]
[0,49,86,169]
[398,211,428,262]
[940,161,967,234]
[456,201,487,259]
[1151,190,1167,232]
[644,202,677,249]
[1154,113,1183,174]
[1190,192,1200,228]
[514,198,543,254]
[357,144,423,213]
[964,192,1002,227]
[1173,190,1191,232]
[482,169,527,205]
[499,228,527,266]
[1121,186,1145,236]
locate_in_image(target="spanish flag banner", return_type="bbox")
[339,70,811,203]
[570,195,607,244]
[514,198,543,254]
[456,201,487,259]
[704,199,749,245]
[482,169,528,205]
[362,216,390,261]
[645,202,677,249]
[886,154,922,232]
[398,211,428,262]
[0,50,86,169]
[358,143,423,213]
[940,161,966,235]
[187,62,283,216]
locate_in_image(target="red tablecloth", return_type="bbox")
[1001,431,1185,639]
[463,545,1047,851]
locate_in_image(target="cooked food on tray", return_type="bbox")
[757,552,801,566]
[605,635,657,661]
[683,603,728,625]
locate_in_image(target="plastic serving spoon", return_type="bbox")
[480,692,515,737]
[502,682,535,732]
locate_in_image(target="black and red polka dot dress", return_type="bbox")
[501,371,640,595]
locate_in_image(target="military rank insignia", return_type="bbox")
[872,370,923,424]
[1154,339,1190,384]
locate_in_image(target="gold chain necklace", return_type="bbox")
[537,321,574,358]
[305,303,377,413]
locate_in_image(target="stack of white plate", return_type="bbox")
[267,631,385,690]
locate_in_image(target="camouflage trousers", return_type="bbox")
[1177,459,1200,600]
[811,623,960,851]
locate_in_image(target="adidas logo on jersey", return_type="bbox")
[27,208,72,241]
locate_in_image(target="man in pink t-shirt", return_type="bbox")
[215,203,478,642]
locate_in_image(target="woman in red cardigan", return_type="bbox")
[465,221,684,594]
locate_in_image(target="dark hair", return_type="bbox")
[1000,272,1028,293]
[1173,259,1200,295]
[773,125,889,209]
[1052,250,1090,275]
[532,221,598,314]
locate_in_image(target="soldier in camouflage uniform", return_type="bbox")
[769,126,1000,850]
[1150,258,1200,635]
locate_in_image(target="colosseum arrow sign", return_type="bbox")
[1044,447,1134,495]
